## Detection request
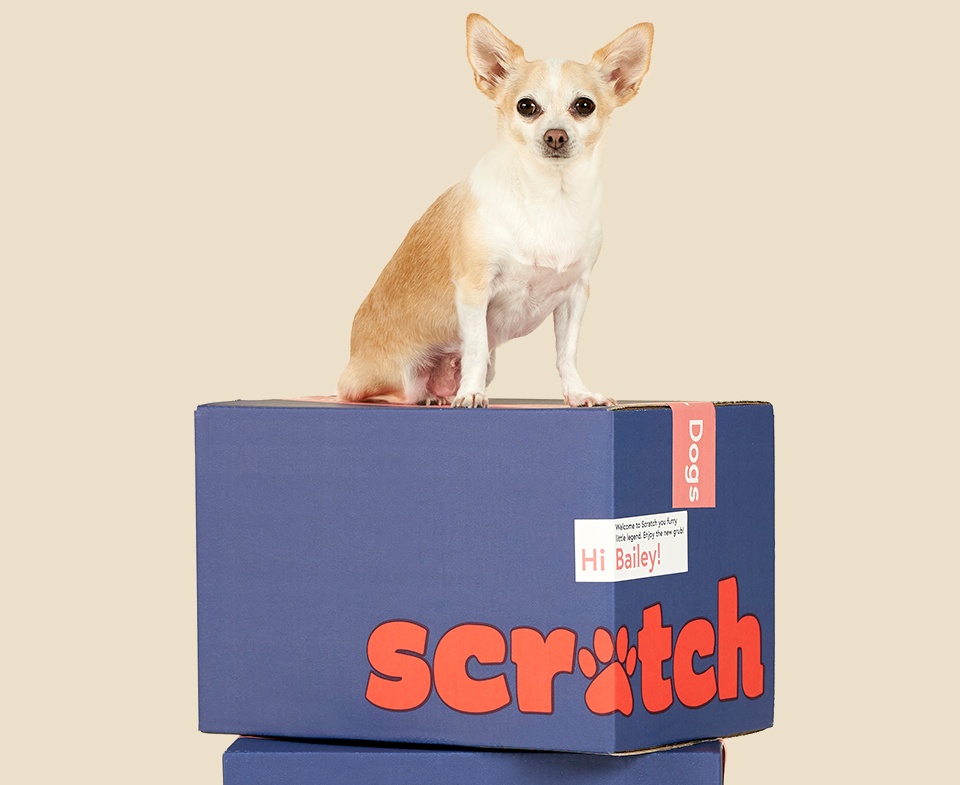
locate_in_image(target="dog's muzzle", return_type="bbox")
[541,128,573,158]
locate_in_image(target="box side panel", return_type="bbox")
[611,404,774,751]
[198,406,617,751]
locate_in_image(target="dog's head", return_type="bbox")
[466,14,653,163]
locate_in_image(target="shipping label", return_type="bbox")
[574,512,688,582]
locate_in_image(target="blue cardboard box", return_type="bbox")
[196,400,774,753]
[222,738,725,785]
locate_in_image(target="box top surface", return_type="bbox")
[225,738,724,758]
[198,396,770,411]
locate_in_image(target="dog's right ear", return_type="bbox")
[466,14,525,99]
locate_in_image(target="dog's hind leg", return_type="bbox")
[422,354,461,406]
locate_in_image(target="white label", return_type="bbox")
[574,512,688,582]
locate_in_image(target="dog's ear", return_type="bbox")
[591,23,654,105]
[466,14,525,99]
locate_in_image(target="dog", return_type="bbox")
[338,14,653,407]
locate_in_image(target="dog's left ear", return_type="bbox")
[466,14,526,99]
[592,23,654,105]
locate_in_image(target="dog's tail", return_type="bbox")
[337,356,413,404]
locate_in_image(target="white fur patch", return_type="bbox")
[468,143,603,348]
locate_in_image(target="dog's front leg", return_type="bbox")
[452,284,490,408]
[554,278,615,408]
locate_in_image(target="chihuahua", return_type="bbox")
[338,14,653,407]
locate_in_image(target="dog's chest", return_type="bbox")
[484,259,582,342]
[469,161,602,344]
[480,196,599,344]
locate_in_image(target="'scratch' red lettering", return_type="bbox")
[718,576,764,700]
[364,578,765,716]
[510,627,576,714]
[433,623,511,714]
[674,618,717,708]
[365,620,431,711]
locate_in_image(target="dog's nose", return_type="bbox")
[543,129,568,150]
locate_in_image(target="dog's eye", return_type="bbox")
[517,98,541,118]
[572,97,596,117]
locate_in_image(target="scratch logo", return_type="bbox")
[365,577,763,717]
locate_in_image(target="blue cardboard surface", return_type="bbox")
[222,738,724,785]
[196,401,774,753]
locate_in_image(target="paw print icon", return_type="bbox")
[577,626,637,715]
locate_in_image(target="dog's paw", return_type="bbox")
[451,391,489,408]
[419,396,451,407]
[565,391,616,408]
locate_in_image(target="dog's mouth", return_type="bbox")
[540,147,574,160]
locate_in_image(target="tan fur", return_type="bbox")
[466,14,525,99]
[590,23,654,105]
[338,183,486,404]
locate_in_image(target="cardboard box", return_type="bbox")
[196,399,774,753]
[222,737,725,785]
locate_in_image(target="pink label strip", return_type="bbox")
[669,402,716,509]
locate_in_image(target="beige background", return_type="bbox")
[2,1,956,782]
